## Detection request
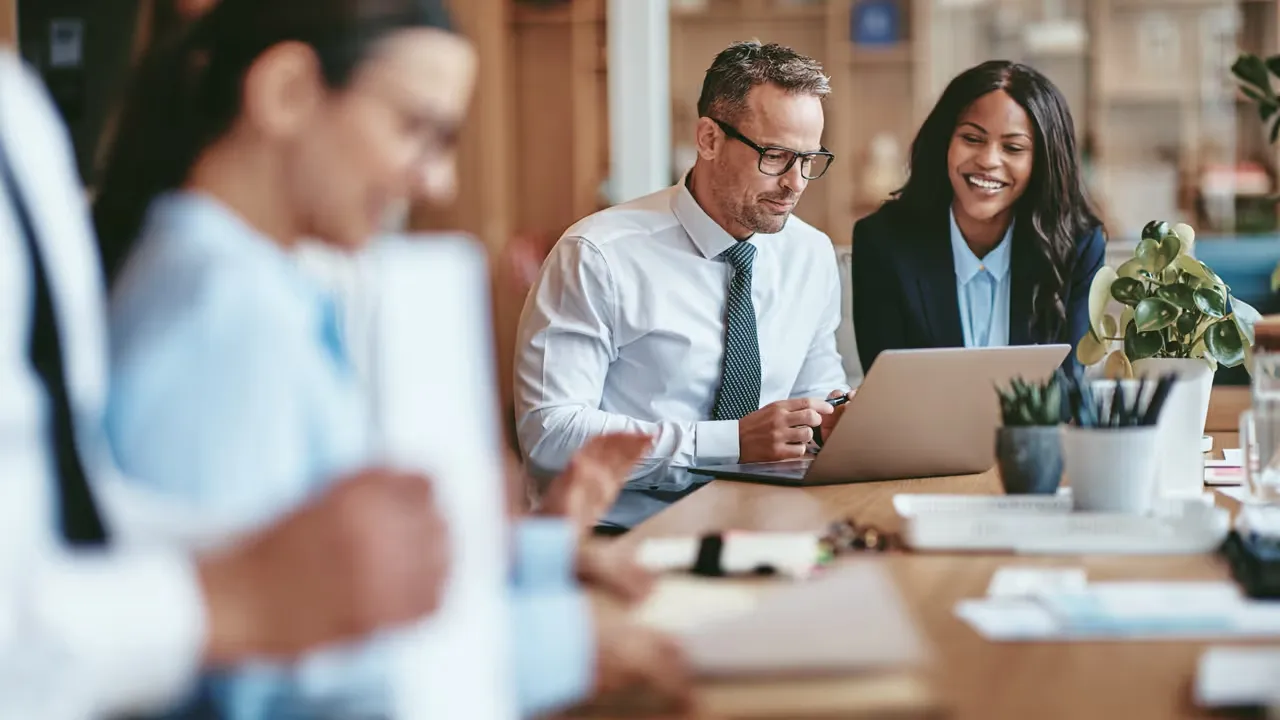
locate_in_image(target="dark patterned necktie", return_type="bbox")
[711,241,761,421]
[0,147,110,546]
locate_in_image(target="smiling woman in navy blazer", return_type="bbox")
[852,60,1105,374]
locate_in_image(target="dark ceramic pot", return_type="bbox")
[996,426,1063,495]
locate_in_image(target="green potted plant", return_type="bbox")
[1232,54,1280,292]
[995,374,1064,495]
[1076,220,1260,379]
[1076,220,1259,498]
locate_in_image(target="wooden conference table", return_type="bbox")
[599,388,1256,719]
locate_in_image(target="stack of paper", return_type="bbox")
[957,567,1280,641]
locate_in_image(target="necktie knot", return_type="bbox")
[720,241,756,272]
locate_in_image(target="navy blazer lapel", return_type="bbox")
[913,210,965,348]
[1009,226,1035,346]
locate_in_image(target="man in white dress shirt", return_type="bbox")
[515,41,853,530]
[0,51,452,719]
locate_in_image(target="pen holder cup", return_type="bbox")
[1061,425,1160,514]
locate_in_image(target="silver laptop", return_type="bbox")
[689,345,1070,486]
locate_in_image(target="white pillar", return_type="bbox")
[606,0,671,204]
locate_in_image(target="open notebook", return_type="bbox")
[629,562,935,717]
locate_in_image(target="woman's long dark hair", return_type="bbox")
[92,0,454,284]
[888,60,1101,342]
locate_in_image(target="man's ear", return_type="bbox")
[694,116,722,161]
[241,41,326,139]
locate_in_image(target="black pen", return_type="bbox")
[813,394,852,449]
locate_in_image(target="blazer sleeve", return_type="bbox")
[1063,226,1106,369]
[851,217,907,375]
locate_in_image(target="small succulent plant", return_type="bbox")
[997,374,1063,427]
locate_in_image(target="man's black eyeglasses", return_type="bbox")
[711,118,835,180]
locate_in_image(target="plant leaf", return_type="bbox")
[1101,314,1118,339]
[1076,326,1108,366]
[1116,257,1151,280]
[1156,282,1197,312]
[1265,53,1280,79]
[1233,54,1275,98]
[1088,265,1119,339]
[1136,232,1181,273]
[1176,310,1200,336]
[1194,287,1227,318]
[1171,222,1196,252]
[1174,255,1225,289]
[1206,319,1246,367]
[1125,319,1163,360]
[1141,220,1172,241]
[1134,297,1180,332]
[1111,277,1147,306]
[1231,295,1262,348]
[1103,350,1133,379]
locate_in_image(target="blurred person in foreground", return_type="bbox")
[91,0,690,717]
[515,41,853,531]
[0,39,453,720]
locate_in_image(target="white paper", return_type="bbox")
[954,599,1059,640]
[1224,448,1243,466]
[1216,486,1251,503]
[368,238,515,720]
[1196,647,1280,707]
[958,581,1280,642]
[636,537,698,573]
[635,577,760,634]
[986,566,1087,599]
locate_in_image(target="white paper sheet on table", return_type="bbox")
[368,238,516,720]
[1196,646,1280,707]
[957,568,1280,642]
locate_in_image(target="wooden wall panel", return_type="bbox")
[0,0,15,47]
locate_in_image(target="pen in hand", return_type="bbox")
[813,393,852,449]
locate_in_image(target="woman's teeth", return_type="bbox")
[967,176,1006,191]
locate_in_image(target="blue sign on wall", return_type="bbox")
[852,0,901,46]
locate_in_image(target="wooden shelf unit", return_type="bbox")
[440,0,1280,249]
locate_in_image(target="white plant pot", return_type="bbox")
[1061,425,1161,513]
[1132,357,1213,499]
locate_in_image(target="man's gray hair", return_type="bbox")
[696,41,831,122]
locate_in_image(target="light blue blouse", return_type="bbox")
[949,208,1012,349]
[105,192,592,719]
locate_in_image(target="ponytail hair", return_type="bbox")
[92,0,455,285]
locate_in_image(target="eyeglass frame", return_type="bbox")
[710,118,836,180]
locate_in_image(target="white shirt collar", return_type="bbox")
[670,171,751,259]
[949,206,1013,283]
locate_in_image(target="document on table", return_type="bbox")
[642,563,929,677]
[956,568,1280,642]
[1196,646,1280,708]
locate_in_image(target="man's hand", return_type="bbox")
[541,432,653,532]
[577,540,655,606]
[198,469,450,665]
[818,388,855,447]
[591,597,694,710]
[738,398,833,463]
